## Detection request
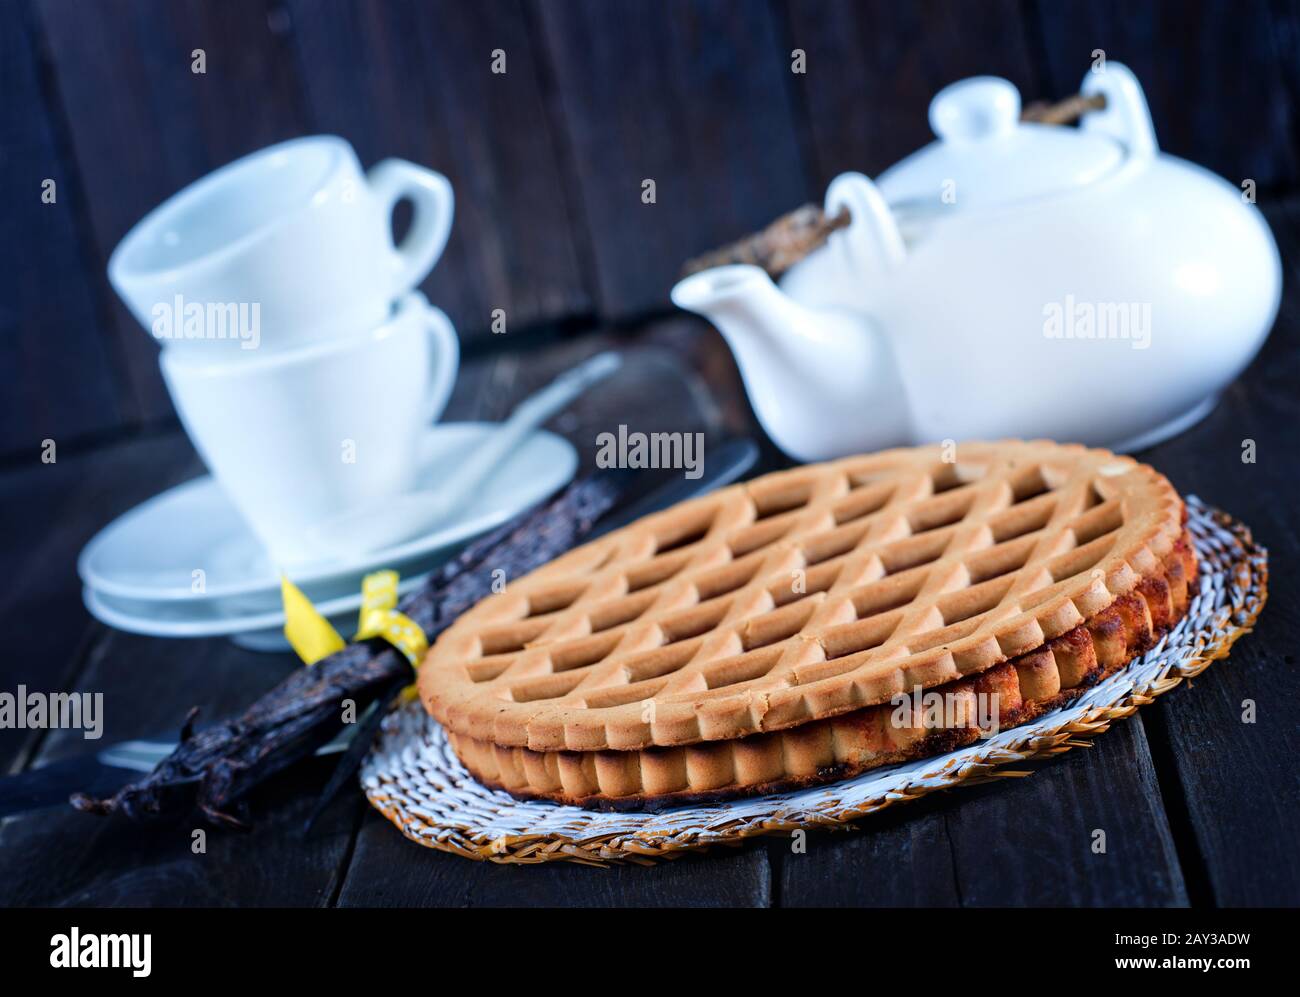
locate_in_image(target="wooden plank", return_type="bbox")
[0,630,363,906]
[943,719,1186,906]
[0,436,363,906]
[337,810,770,907]
[772,803,961,908]
[777,718,1187,907]
[0,341,529,904]
[35,0,315,423]
[0,426,363,905]
[0,0,127,456]
[0,432,202,772]
[1031,0,1299,191]
[1127,199,1300,905]
[535,0,809,318]
[780,0,1041,191]
[287,0,591,340]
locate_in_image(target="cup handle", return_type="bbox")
[421,303,460,425]
[366,159,455,294]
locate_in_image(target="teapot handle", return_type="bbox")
[825,172,906,279]
[1079,61,1157,159]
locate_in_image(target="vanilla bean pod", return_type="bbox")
[71,473,627,826]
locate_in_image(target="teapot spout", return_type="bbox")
[671,264,910,461]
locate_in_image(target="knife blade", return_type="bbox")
[588,436,759,540]
[0,730,356,820]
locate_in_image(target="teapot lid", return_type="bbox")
[876,76,1123,213]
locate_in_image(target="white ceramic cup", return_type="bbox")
[109,136,454,356]
[160,293,459,565]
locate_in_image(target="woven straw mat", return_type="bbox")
[361,497,1267,865]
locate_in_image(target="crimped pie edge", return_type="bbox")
[447,531,1197,809]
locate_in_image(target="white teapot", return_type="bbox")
[672,63,1281,461]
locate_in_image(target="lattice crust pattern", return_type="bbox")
[420,441,1185,753]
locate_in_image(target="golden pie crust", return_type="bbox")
[419,441,1193,808]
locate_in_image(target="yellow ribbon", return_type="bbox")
[280,576,346,665]
[281,570,428,699]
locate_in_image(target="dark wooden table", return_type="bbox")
[2,203,1297,908]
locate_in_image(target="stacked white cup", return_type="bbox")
[109,137,460,566]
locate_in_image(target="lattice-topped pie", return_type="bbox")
[419,441,1197,809]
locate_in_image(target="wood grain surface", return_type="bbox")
[1,0,1296,907]
[1,196,1295,904]
[8,0,1300,458]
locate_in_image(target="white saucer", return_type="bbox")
[84,570,430,651]
[78,423,578,605]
